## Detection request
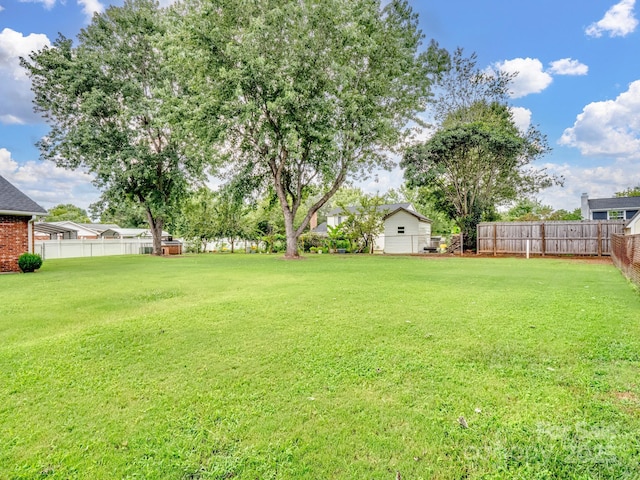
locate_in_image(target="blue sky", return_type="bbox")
[1,0,639,212]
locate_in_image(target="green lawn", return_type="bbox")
[1,254,639,479]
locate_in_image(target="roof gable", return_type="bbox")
[0,175,47,215]
[383,206,431,223]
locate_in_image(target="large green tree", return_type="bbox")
[176,0,443,257]
[44,204,91,223]
[23,0,211,255]
[402,48,560,250]
[174,187,219,253]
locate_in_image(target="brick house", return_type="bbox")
[0,175,47,273]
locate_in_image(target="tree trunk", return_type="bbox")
[283,212,299,258]
[144,206,164,256]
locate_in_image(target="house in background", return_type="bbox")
[34,222,79,240]
[581,193,640,221]
[0,175,47,272]
[318,202,432,254]
[42,221,120,239]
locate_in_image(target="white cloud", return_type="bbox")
[559,80,640,159]
[538,161,640,211]
[0,148,99,210]
[0,5,4,12]
[548,58,589,76]
[586,0,638,37]
[510,107,532,133]
[0,28,50,125]
[495,58,553,98]
[78,0,104,22]
[18,0,56,9]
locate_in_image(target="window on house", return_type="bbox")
[397,226,405,234]
[626,210,638,219]
[592,211,607,220]
[608,211,623,220]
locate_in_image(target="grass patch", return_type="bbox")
[1,254,639,478]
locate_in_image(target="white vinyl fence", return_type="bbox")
[35,238,153,260]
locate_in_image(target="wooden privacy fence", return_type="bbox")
[611,234,640,288]
[477,220,625,256]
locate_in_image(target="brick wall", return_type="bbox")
[0,215,30,273]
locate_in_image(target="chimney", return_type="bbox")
[581,193,589,220]
[310,212,318,230]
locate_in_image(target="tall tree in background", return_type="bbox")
[23,0,212,255]
[211,189,251,253]
[89,198,148,228]
[402,48,560,250]
[43,204,91,223]
[177,0,444,257]
[503,199,581,221]
[615,186,640,197]
[338,194,386,254]
[174,187,219,252]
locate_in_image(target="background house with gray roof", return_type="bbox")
[581,193,640,221]
[0,175,47,272]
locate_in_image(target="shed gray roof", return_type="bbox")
[0,175,47,215]
[327,203,412,216]
[589,196,640,210]
[383,206,432,223]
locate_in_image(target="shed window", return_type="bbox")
[397,226,405,234]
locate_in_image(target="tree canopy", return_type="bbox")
[43,204,91,223]
[503,199,581,221]
[176,0,443,257]
[402,48,560,249]
[615,185,640,197]
[23,0,212,254]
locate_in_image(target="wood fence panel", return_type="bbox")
[477,220,625,256]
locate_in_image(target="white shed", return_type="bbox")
[382,207,431,254]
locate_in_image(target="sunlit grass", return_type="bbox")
[1,254,639,478]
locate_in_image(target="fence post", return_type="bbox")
[541,222,546,257]
[597,222,602,257]
[493,223,497,256]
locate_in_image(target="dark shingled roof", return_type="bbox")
[589,196,640,210]
[0,175,47,215]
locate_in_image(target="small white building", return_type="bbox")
[382,206,432,254]
[322,202,432,254]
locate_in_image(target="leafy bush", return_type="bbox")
[18,253,43,273]
[300,232,325,252]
